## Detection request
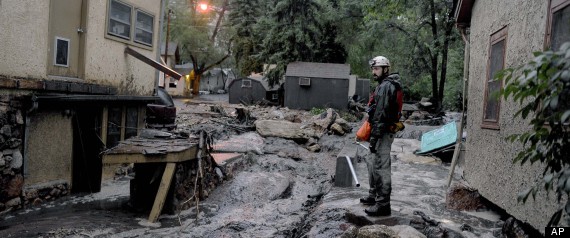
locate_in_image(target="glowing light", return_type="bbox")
[198,3,208,11]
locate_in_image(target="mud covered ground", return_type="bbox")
[0,94,507,237]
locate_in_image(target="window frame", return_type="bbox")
[134,9,154,46]
[242,79,252,88]
[481,26,508,130]
[107,0,132,40]
[54,37,70,67]
[545,0,570,50]
[105,0,154,50]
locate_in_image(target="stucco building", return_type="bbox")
[0,0,175,211]
[455,0,569,230]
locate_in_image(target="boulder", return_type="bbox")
[10,150,23,169]
[390,225,426,238]
[255,120,317,142]
[330,123,345,135]
[5,197,21,207]
[357,225,398,238]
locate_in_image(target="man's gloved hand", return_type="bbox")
[369,136,378,153]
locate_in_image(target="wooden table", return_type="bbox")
[102,136,198,223]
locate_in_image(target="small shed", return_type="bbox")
[284,62,351,110]
[228,74,280,105]
[355,78,370,103]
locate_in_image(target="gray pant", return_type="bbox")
[366,133,394,204]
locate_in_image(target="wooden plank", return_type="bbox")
[125,47,182,80]
[102,146,197,164]
[148,163,176,223]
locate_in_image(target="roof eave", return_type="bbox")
[454,0,475,28]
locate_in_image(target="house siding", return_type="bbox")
[84,0,159,96]
[0,1,50,79]
[284,77,348,110]
[463,0,559,229]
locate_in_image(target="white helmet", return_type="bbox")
[369,56,390,68]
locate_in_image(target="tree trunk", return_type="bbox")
[438,19,454,112]
[429,0,440,111]
[210,0,229,43]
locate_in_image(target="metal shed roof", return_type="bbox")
[285,62,350,79]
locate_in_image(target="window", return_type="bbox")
[242,79,252,88]
[104,105,141,148]
[54,37,70,67]
[108,0,132,39]
[135,10,154,46]
[546,0,570,50]
[272,93,278,100]
[546,0,570,121]
[107,0,154,47]
[482,27,507,129]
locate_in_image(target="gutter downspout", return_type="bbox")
[447,26,470,187]
[156,0,167,93]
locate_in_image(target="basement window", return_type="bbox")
[482,27,507,130]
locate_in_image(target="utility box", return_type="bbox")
[334,144,360,187]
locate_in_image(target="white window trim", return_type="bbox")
[107,0,132,40]
[54,37,70,67]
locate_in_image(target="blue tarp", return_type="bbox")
[416,122,457,155]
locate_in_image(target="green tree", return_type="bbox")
[228,0,263,77]
[360,0,460,110]
[168,0,230,95]
[499,42,570,226]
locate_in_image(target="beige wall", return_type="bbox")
[0,0,160,96]
[25,112,73,186]
[464,0,560,229]
[0,0,50,79]
[83,0,160,96]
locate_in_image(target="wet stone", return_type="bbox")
[4,174,23,198]
[0,157,5,167]
[0,125,11,137]
[358,225,398,238]
[32,198,43,206]
[49,188,61,197]
[6,138,21,149]
[10,150,22,169]
[15,110,23,125]
[24,189,39,200]
[5,197,21,208]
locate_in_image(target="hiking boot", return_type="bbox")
[364,203,391,216]
[359,196,375,205]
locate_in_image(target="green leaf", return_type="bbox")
[517,188,532,203]
[562,110,570,123]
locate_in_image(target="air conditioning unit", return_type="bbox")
[241,79,252,87]
[299,77,311,86]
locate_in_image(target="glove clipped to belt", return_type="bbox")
[388,122,405,133]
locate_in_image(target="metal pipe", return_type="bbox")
[345,156,360,187]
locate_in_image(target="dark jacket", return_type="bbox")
[368,73,403,136]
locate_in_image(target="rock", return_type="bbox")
[215,167,224,180]
[0,157,4,167]
[3,174,23,197]
[390,225,426,238]
[357,225,398,238]
[312,108,337,132]
[397,153,441,165]
[446,184,488,211]
[50,188,61,197]
[340,225,358,238]
[228,172,291,202]
[330,123,345,135]
[307,144,321,152]
[15,110,24,125]
[7,138,21,148]
[213,132,264,155]
[0,125,11,137]
[270,110,285,120]
[32,198,43,206]
[334,117,352,133]
[24,189,39,200]
[5,197,21,207]
[11,150,22,169]
[501,217,543,237]
[255,120,316,142]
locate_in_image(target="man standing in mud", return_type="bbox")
[360,56,403,216]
